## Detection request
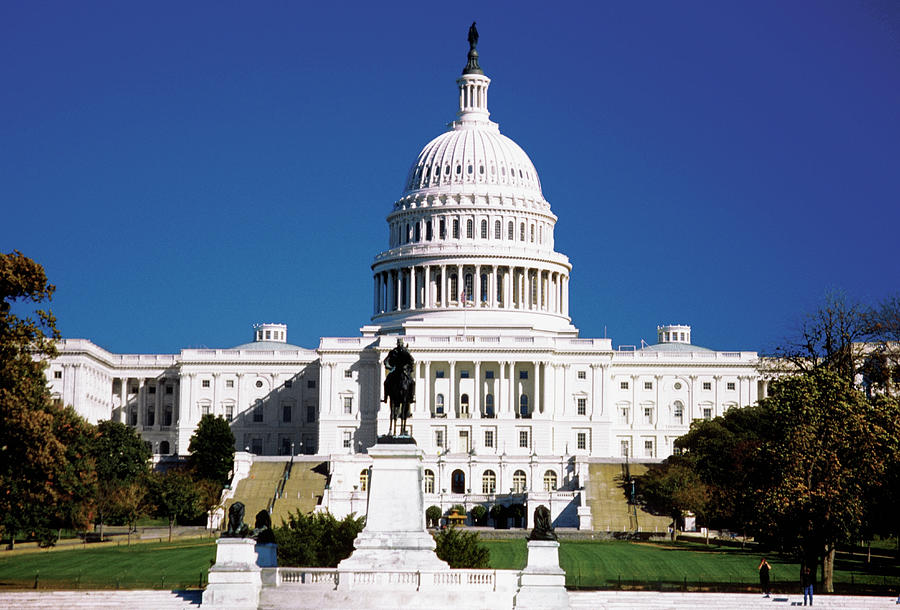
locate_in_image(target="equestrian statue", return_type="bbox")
[382,338,415,436]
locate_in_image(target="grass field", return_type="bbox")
[1,537,897,593]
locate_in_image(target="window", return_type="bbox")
[282,404,292,423]
[424,469,435,494]
[703,407,713,420]
[202,379,210,388]
[451,469,465,494]
[460,370,469,379]
[160,441,170,455]
[519,394,529,418]
[520,222,525,241]
[482,470,496,494]
[359,469,368,492]
[518,430,529,448]
[226,404,234,421]
[129,409,137,426]
[435,430,444,449]
[284,380,292,388]
[644,439,654,457]
[460,394,469,415]
[458,430,470,452]
[619,406,630,421]
[485,370,494,379]
[163,405,172,426]
[342,431,352,449]
[512,470,527,493]
[343,396,353,414]
[507,221,514,240]
[673,402,684,424]
[703,382,712,390]
[450,274,458,299]
[674,382,682,390]
[53,370,62,379]
[439,219,446,239]
[530,224,534,242]
[306,405,315,423]
[426,220,433,240]
[519,370,528,379]
[644,407,653,423]
[466,219,473,239]
[484,394,494,417]
[435,394,445,415]
[435,370,445,378]
[620,381,629,390]
[452,219,460,239]
[644,381,653,390]
[480,274,488,301]
[577,432,587,450]
[494,219,501,239]
[414,223,420,242]
[149,385,156,394]
[464,273,473,301]
[253,404,264,423]
[344,369,352,378]
[307,380,316,389]
[577,397,587,415]
[251,438,263,454]
[544,470,558,492]
[484,429,494,448]
[130,385,138,394]
[480,219,487,239]
[577,370,586,380]
[146,406,155,426]
[256,380,264,388]
[620,440,630,457]
[727,382,736,391]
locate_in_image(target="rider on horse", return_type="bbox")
[382,338,415,436]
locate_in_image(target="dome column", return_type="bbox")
[410,266,417,310]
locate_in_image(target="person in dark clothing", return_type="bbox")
[801,564,814,606]
[758,558,772,597]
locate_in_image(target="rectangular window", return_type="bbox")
[519,430,529,448]
[426,220,433,240]
[435,370,445,378]
[577,370,586,380]
[435,430,444,449]
[54,370,62,379]
[282,405,292,423]
[202,379,210,388]
[453,219,460,239]
[460,370,469,379]
[459,430,470,452]
[620,440,630,457]
[577,432,587,450]
[727,382,736,391]
[253,406,264,423]
[284,380,292,388]
[342,432,352,449]
[251,438,263,454]
[644,381,653,390]
[485,370,494,379]
[439,219,446,239]
[226,379,234,388]
[703,407,712,420]
[148,385,156,394]
[508,221,514,240]
[520,222,525,241]
[306,405,316,423]
[644,440,654,457]
[619,407,629,421]
[307,380,316,389]
[484,430,494,448]
[620,381,629,390]
[519,370,528,380]
[644,407,653,423]
[146,407,155,426]
[703,381,712,390]
[226,405,234,422]
[577,397,587,415]
[130,385,138,394]
[344,370,352,378]
[166,385,173,394]
[674,405,683,424]
[343,396,353,414]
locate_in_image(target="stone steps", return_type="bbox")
[568,591,900,609]
[0,589,202,609]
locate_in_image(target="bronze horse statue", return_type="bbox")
[382,338,415,436]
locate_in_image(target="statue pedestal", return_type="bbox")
[337,440,448,575]
[202,538,264,609]
[513,540,570,609]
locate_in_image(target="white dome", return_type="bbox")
[402,125,543,198]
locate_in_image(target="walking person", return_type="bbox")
[801,564,814,606]
[758,557,772,597]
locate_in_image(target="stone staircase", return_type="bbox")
[568,591,900,609]
[270,461,327,525]
[0,590,201,609]
[587,462,671,533]
[226,461,287,521]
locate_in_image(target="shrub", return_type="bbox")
[489,504,507,529]
[426,505,442,528]
[433,527,490,568]
[470,505,488,526]
[275,511,365,567]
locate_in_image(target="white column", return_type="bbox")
[474,361,481,419]
[534,362,541,415]
[448,361,456,419]
[475,264,482,305]
[410,266,417,310]
[508,361,516,415]
[423,360,431,415]
[441,264,447,307]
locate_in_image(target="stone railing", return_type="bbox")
[267,567,514,592]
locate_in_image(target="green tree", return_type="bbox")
[275,511,365,567]
[425,505,442,528]
[150,468,205,542]
[188,414,235,487]
[0,251,96,549]
[433,527,490,568]
[91,420,151,538]
[114,480,150,546]
[470,504,488,527]
[635,459,708,540]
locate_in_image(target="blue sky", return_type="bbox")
[2,1,898,355]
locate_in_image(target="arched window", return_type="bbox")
[451,469,466,494]
[426,220,432,241]
[360,469,368,492]
[512,470,527,494]
[482,470,497,494]
[520,222,525,241]
[450,274,458,300]
[424,469,435,494]
[519,394,529,417]
[460,393,470,416]
[480,219,487,239]
[543,470,558,492]
[507,221,514,240]
[539,225,543,243]
[464,273,473,301]
[160,440,170,455]
[435,393,445,415]
[466,219,474,239]
[406,223,411,243]
[673,401,684,424]
[414,223,421,242]
[484,394,494,418]
[480,274,488,302]
[494,219,501,239]
[435,272,442,303]
[163,405,173,427]
[453,219,460,239]
[530,224,534,242]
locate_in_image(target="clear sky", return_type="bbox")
[2,1,898,355]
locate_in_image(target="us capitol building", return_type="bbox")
[45,33,763,527]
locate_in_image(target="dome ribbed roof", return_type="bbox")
[402,126,543,198]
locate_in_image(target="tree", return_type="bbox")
[91,420,151,538]
[470,505,488,526]
[425,505,442,528]
[754,369,898,591]
[114,480,151,545]
[274,511,365,567]
[150,468,205,542]
[0,251,96,548]
[433,527,490,568]
[635,459,708,540]
[188,414,235,487]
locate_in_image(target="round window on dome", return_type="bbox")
[445,165,450,175]
[501,167,506,176]
[467,165,472,174]
[456,165,461,175]
[491,165,496,175]
[479,165,484,175]
[519,169,523,178]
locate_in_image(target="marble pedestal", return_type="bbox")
[513,540,570,609]
[337,440,448,574]
[202,538,270,609]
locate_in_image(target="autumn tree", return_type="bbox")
[0,251,96,548]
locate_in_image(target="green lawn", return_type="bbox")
[0,539,215,590]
